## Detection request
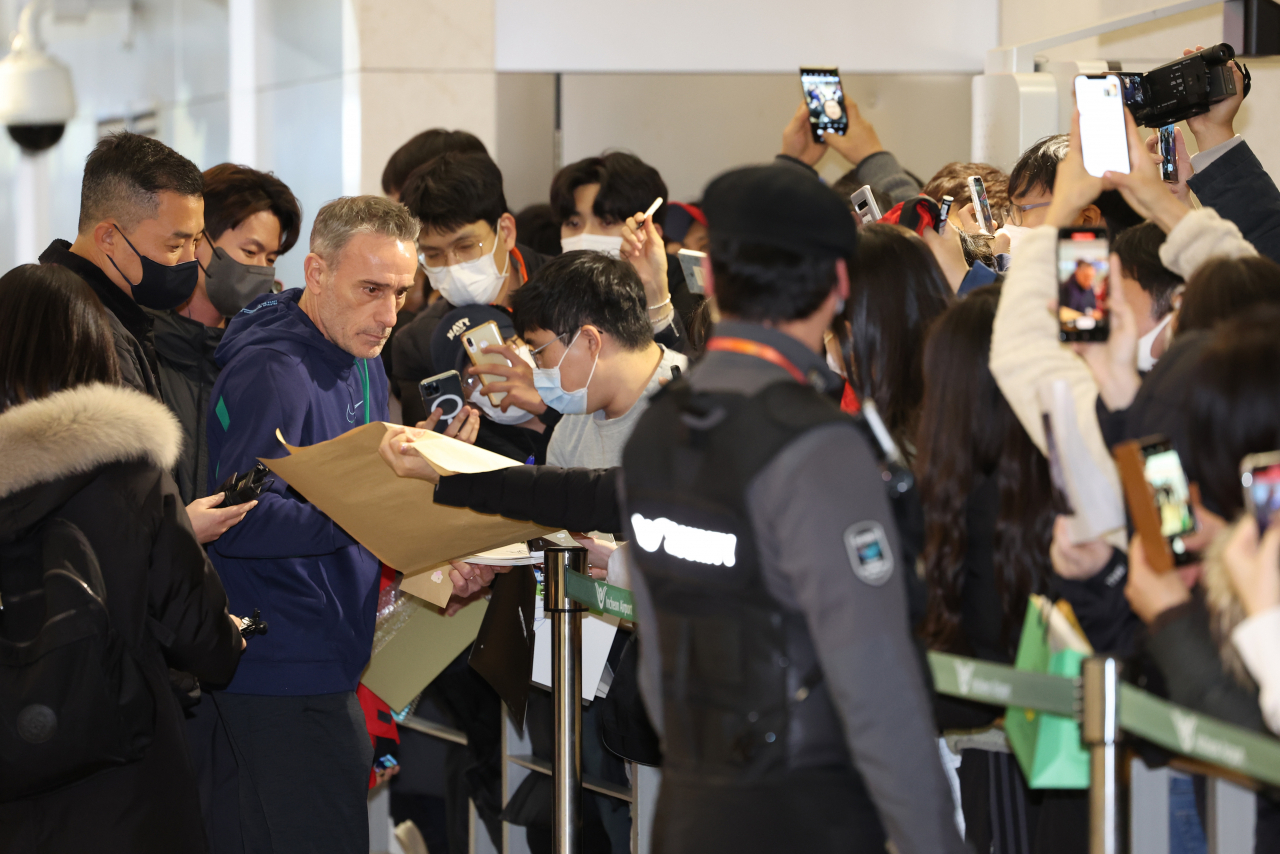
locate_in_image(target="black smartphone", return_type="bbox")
[1158,125,1177,183]
[418,370,466,433]
[1242,452,1280,534]
[800,67,847,143]
[1139,435,1199,565]
[1057,228,1110,342]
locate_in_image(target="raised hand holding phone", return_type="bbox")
[1100,108,1191,233]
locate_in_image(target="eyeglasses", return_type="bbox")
[1002,201,1052,226]
[530,331,572,368]
[418,238,491,270]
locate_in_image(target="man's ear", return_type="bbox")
[834,258,850,302]
[1079,205,1104,227]
[498,212,518,249]
[93,221,118,255]
[580,324,604,356]
[303,252,327,292]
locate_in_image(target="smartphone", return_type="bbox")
[1158,125,1177,183]
[1140,436,1199,565]
[419,371,466,433]
[1242,451,1280,534]
[849,185,881,227]
[374,754,398,772]
[936,195,954,235]
[461,320,509,406]
[1057,228,1110,342]
[800,67,848,143]
[1075,74,1131,178]
[676,249,707,295]
[967,176,995,235]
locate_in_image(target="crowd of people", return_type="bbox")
[3,42,1280,854]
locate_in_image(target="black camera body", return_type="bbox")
[1118,44,1248,128]
[214,461,273,507]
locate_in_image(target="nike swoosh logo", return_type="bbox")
[346,401,363,422]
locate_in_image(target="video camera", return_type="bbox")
[1117,43,1250,128]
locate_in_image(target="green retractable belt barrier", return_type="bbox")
[1118,683,1280,788]
[563,570,636,621]
[559,570,1280,790]
[928,651,1078,718]
[926,650,1280,790]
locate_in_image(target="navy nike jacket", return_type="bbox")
[206,288,388,696]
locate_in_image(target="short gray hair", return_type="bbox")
[310,195,420,267]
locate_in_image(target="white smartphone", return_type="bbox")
[849,185,881,227]
[676,249,707,295]
[1075,74,1131,178]
[461,320,509,406]
[967,176,994,235]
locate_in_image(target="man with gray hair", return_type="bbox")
[206,195,418,853]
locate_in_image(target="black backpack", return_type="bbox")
[0,516,155,801]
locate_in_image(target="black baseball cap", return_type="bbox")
[430,304,515,376]
[701,163,857,259]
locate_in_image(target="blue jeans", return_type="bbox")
[1170,772,1207,854]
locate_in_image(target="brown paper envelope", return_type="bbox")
[399,566,453,608]
[360,595,489,711]
[260,422,554,583]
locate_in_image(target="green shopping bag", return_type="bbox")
[1004,596,1090,789]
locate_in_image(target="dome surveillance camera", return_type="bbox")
[0,1,75,153]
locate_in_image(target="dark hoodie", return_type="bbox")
[207,288,388,696]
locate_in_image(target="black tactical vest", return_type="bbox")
[622,378,860,785]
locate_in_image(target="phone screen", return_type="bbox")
[801,68,847,142]
[1075,74,1131,177]
[968,177,994,234]
[1057,229,1110,341]
[1158,125,1177,183]
[1245,459,1280,533]
[1142,442,1197,556]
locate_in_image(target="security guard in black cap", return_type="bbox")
[621,162,967,854]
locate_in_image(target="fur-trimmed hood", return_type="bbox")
[0,383,181,501]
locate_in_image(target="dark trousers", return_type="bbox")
[652,768,886,854]
[214,691,373,854]
[186,692,244,854]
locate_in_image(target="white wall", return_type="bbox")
[557,73,973,205]
[495,0,999,73]
[0,0,346,289]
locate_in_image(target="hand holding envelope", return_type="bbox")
[261,422,553,608]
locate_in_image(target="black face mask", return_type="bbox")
[199,242,276,317]
[104,226,200,311]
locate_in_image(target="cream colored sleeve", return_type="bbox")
[1159,207,1257,279]
[989,225,1125,546]
[1231,607,1280,736]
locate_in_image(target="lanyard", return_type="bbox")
[510,246,530,286]
[704,336,809,385]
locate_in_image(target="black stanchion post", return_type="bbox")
[544,546,587,853]
[1083,656,1127,854]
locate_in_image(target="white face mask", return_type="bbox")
[1137,312,1174,373]
[560,233,624,258]
[425,239,510,307]
[532,330,599,415]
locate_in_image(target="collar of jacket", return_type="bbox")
[0,383,181,501]
[39,239,156,348]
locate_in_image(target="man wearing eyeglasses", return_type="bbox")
[1006,134,1144,237]
[390,151,553,425]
